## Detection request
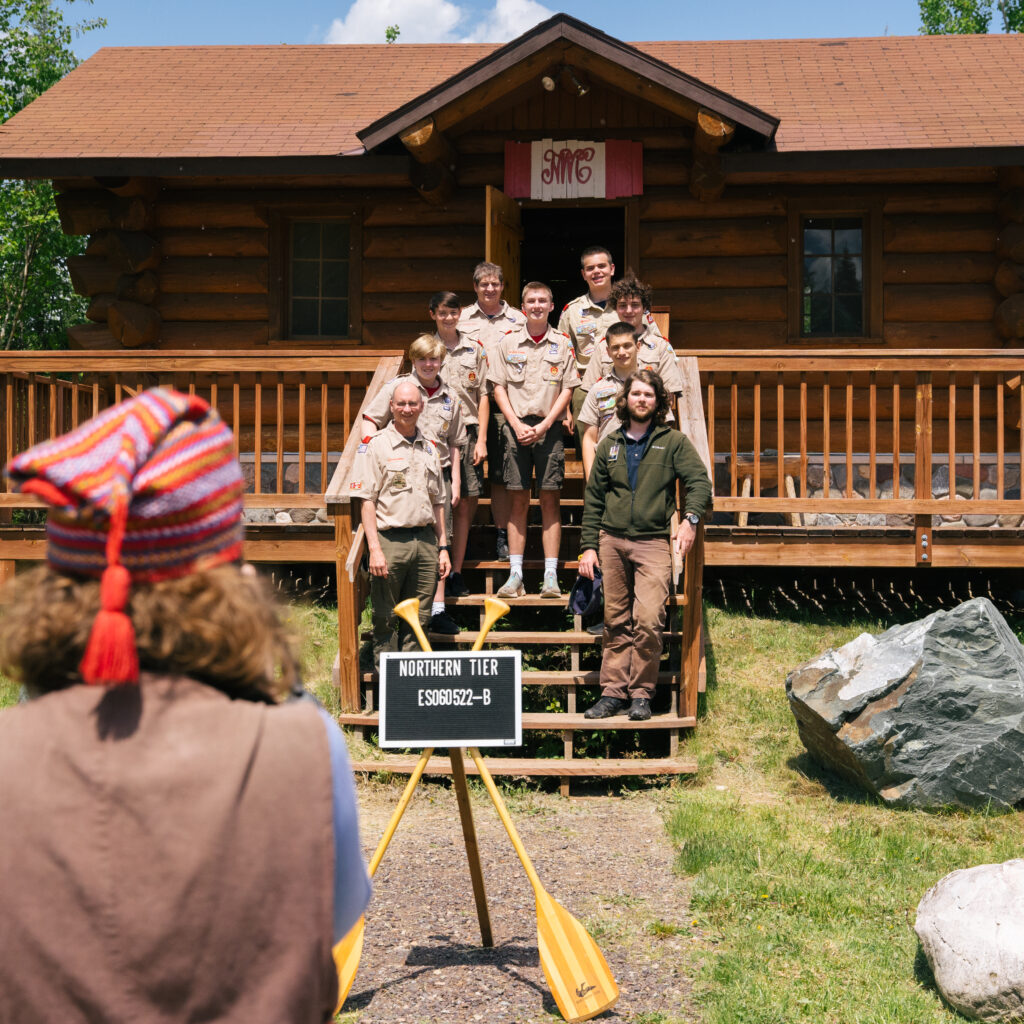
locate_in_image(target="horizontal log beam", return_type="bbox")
[157,228,268,258]
[108,300,161,348]
[640,217,786,259]
[883,283,999,322]
[655,287,786,322]
[885,214,997,254]
[89,230,161,273]
[997,223,1024,262]
[157,293,268,322]
[882,322,999,347]
[154,199,268,230]
[363,226,481,260]
[639,188,785,220]
[642,255,787,290]
[882,252,998,285]
[400,118,455,167]
[995,294,1024,340]
[159,257,268,295]
[362,257,478,293]
[56,192,150,235]
[362,191,484,227]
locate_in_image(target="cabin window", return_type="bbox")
[800,216,864,337]
[288,219,352,338]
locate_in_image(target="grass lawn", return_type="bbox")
[669,603,1024,1024]
[4,589,1023,1023]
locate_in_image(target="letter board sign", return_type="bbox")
[379,650,522,748]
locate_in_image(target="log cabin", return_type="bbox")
[2,14,1024,779]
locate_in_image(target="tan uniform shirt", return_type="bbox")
[578,369,677,444]
[487,325,581,420]
[581,326,683,394]
[557,293,619,373]
[439,332,488,426]
[348,422,443,530]
[362,373,466,469]
[458,301,527,355]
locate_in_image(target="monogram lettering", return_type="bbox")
[541,146,596,185]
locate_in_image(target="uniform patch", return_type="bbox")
[442,395,452,408]
[548,342,559,356]
[357,442,368,453]
[468,371,477,384]
[608,445,620,461]
[549,364,560,376]
[349,481,363,490]
[582,343,594,357]
[599,396,617,411]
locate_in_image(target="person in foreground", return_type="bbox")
[578,369,713,722]
[0,388,370,1023]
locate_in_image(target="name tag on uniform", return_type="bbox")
[548,342,559,356]
[608,445,619,461]
[507,352,527,367]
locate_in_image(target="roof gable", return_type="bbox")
[358,14,778,152]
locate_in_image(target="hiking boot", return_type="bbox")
[496,572,525,598]
[445,571,470,598]
[583,695,629,719]
[628,697,652,721]
[429,610,461,635]
[584,621,605,636]
[539,571,561,598]
[495,529,509,561]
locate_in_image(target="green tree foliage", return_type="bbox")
[384,24,400,43]
[0,0,105,349]
[919,0,1023,33]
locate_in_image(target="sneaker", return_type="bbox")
[584,621,604,636]
[496,572,525,598]
[583,696,629,719]
[628,698,652,722]
[429,610,461,635]
[495,529,509,561]
[445,571,470,598]
[540,571,561,598]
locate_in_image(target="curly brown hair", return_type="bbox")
[609,272,653,312]
[614,368,672,427]
[0,564,300,701]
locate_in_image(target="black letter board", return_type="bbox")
[379,650,522,748]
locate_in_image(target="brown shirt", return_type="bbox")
[362,373,466,469]
[0,674,338,1024]
[487,324,581,420]
[458,300,526,355]
[439,332,488,426]
[581,328,683,394]
[349,421,443,530]
[557,293,620,372]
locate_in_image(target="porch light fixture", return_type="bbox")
[541,74,557,91]
[567,68,590,98]
[540,65,590,98]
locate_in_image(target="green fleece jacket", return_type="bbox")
[580,423,713,551]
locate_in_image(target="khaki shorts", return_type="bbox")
[486,412,506,485]
[460,423,483,498]
[502,417,565,492]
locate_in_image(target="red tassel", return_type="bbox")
[79,564,139,686]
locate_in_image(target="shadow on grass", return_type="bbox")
[786,751,883,806]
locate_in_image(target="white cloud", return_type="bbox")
[323,0,554,45]
[457,0,554,42]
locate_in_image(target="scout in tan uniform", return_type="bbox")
[350,381,450,664]
[361,335,465,633]
[488,281,580,599]
[458,261,527,561]
[582,274,683,395]
[558,246,620,443]
[434,290,488,599]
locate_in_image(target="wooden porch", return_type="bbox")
[3,347,1024,782]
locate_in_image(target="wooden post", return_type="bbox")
[680,524,705,721]
[335,507,362,713]
[915,371,934,567]
[449,748,493,947]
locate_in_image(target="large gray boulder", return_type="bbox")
[916,860,1024,1021]
[786,598,1024,809]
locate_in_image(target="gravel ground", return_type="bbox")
[342,776,698,1024]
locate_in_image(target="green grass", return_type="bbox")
[666,604,1024,1024]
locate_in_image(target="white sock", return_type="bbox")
[510,554,524,577]
[544,558,558,575]
[431,602,445,617]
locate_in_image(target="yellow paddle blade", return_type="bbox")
[535,890,619,1023]
[332,916,365,1015]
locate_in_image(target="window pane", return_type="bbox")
[834,228,862,255]
[292,222,320,259]
[835,255,862,293]
[321,300,348,336]
[808,293,832,335]
[291,299,318,335]
[292,261,320,298]
[803,219,832,254]
[322,260,349,298]
[836,294,863,335]
[803,256,832,295]
[322,223,349,259]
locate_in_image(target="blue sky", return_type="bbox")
[71,0,926,58]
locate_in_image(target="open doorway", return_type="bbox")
[519,206,626,323]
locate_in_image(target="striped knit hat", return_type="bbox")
[4,388,244,686]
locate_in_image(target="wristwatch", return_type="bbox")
[684,513,701,527]
[438,545,450,552]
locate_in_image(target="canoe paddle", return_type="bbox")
[333,595,510,1010]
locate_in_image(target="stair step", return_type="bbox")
[349,754,697,777]
[337,711,696,730]
[462,559,580,570]
[360,670,681,687]
[447,593,687,607]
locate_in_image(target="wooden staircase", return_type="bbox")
[327,356,709,793]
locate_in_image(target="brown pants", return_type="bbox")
[598,530,671,699]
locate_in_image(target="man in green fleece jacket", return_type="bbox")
[579,368,712,721]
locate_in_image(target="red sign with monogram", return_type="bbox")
[504,140,643,200]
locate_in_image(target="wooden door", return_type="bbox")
[485,185,522,305]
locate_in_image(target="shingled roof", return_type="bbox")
[1,19,1022,175]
